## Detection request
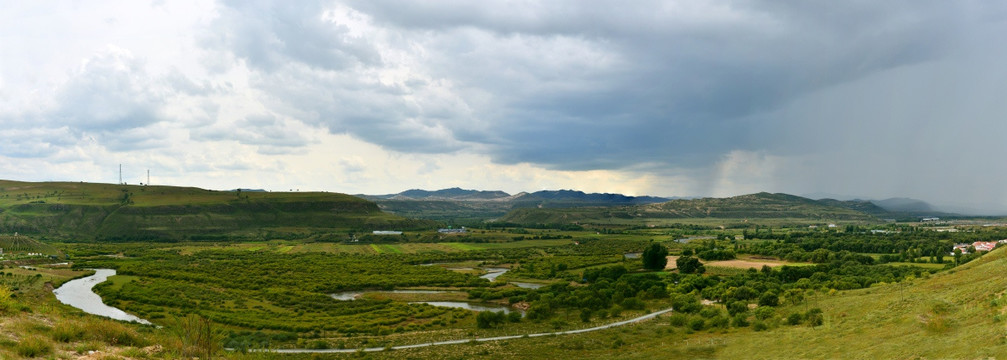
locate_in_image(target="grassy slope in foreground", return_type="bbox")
[709,247,1007,359]
[500,192,877,225]
[0,179,434,241]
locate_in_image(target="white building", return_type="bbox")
[438,227,467,234]
[372,231,403,235]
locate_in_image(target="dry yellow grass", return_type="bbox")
[705,259,793,269]
[665,255,679,270]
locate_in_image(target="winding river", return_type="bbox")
[52,269,152,325]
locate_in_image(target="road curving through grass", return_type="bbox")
[240,307,674,354]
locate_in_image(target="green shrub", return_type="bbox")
[752,321,768,331]
[753,306,775,320]
[0,285,19,314]
[699,307,722,318]
[669,313,688,327]
[758,292,780,307]
[689,317,705,331]
[708,316,729,328]
[726,301,749,316]
[307,340,329,349]
[621,297,645,310]
[805,308,824,327]
[786,313,803,325]
[732,314,749,327]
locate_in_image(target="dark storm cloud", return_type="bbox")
[204,0,1007,177]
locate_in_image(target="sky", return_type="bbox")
[1,1,1006,213]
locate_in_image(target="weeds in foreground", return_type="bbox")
[15,335,53,357]
[171,313,224,359]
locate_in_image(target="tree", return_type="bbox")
[476,311,506,328]
[783,289,805,306]
[642,243,669,270]
[676,256,705,274]
[726,301,749,316]
[758,291,779,307]
[805,308,824,327]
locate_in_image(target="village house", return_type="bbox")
[952,241,1000,254]
[438,227,467,234]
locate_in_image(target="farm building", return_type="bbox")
[438,227,467,234]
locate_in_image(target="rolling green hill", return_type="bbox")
[500,192,878,225]
[705,245,1007,359]
[0,180,435,241]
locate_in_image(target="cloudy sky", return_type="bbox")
[2,1,1006,212]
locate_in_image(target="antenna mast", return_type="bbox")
[147,169,150,186]
[119,164,122,185]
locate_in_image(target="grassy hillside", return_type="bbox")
[0,180,435,241]
[501,192,877,225]
[373,199,512,222]
[703,246,1007,359]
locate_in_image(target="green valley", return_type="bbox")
[0,180,1005,359]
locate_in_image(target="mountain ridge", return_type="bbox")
[500,192,885,225]
[359,188,672,221]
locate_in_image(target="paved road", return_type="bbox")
[244,307,673,354]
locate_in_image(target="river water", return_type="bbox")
[410,301,523,314]
[330,289,457,301]
[52,269,152,325]
[480,268,508,281]
[510,282,545,289]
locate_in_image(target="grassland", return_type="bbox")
[2,181,1005,359]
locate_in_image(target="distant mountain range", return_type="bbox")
[368,188,512,201]
[364,187,669,205]
[500,192,962,225]
[511,190,671,206]
[358,188,673,221]
[362,188,972,224]
[812,196,959,219]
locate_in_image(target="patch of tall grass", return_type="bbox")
[82,317,145,346]
[15,335,52,357]
[51,319,87,342]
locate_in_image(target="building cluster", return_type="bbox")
[952,240,1007,254]
[438,227,467,234]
